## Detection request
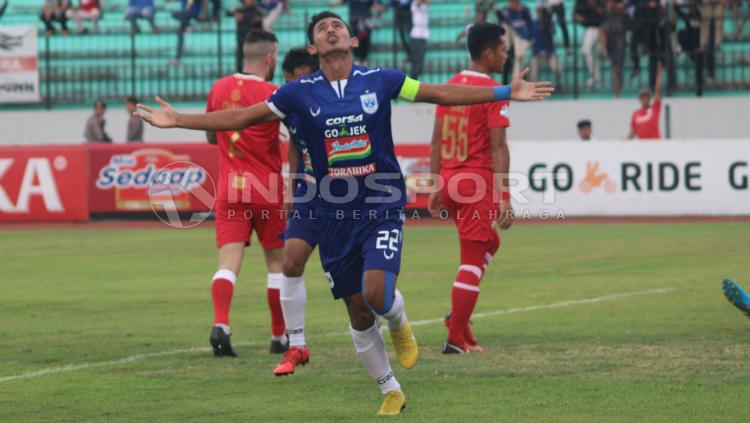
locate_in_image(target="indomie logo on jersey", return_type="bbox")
[325,135,372,165]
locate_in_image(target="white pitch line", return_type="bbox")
[0,287,674,384]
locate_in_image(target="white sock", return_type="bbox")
[267,272,283,290]
[382,289,407,332]
[350,321,401,395]
[280,275,307,347]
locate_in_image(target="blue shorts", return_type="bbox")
[283,203,320,248]
[318,211,404,299]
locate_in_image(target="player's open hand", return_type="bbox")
[497,200,514,230]
[428,191,444,217]
[510,68,554,101]
[134,96,178,128]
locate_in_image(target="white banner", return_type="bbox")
[0,26,40,103]
[508,140,750,217]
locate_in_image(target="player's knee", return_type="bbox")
[363,284,385,313]
[347,299,376,330]
[282,259,305,277]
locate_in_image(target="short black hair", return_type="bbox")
[94,99,106,109]
[282,47,320,75]
[577,119,592,129]
[125,96,139,105]
[244,28,278,45]
[307,11,353,45]
[467,23,506,60]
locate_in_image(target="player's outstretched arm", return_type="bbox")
[414,68,554,106]
[134,96,279,131]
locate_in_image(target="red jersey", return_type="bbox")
[79,0,99,12]
[630,98,661,140]
[435,71,510,171]
[206,73,282,204]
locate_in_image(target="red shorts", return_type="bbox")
[214,200,285,249]
[440,169,499,243]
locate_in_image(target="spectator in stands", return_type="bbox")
[40,0,70,36]
[574,0,604,88]
[66,0,101,34]
[629,0,662,87]
[577,119,593,140]
[170,0,202,65]
[126,0,159,34]
[409,0,429,78]
[85,99,112,143]
[456,7,487,43]
[675,0,704,92]
[476,0,494,16]
[497,0,533,78]
[537,0,570,51]
[125,97,144,142]
[230,0,265,72]
[329,0,386,66]
[530,6,562,86]
[733,0,750,40]
[628,62,662,140]
[261,0,288,30]
[391,0,413,61]
[700,0,726,83]
[606,0,627,97]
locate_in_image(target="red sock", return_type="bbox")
[449,239,487,345]
[267,273,286,337]
[211,270,236,326]
[483,231,501,272]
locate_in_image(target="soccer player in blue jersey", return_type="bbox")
[136,11,553,415]
[273,48,320,376]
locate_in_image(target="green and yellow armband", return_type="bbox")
[398,77,420,102]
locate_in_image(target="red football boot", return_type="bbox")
[444,311,479,347]
[272,346,310,376]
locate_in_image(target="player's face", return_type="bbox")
[125,101,135,113]
[308,17,358,57]
[493,37,508,72]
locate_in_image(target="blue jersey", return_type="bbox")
[268,65,411,218]
[284,113,318,209]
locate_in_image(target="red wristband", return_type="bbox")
[501,191,511,201]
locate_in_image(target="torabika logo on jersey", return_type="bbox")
[325,135,372,165]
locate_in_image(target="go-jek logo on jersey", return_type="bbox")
[324,114,368,138]
[325,135,372,165]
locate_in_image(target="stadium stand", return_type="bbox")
[1,0,749,105]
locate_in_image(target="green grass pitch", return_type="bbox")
[1,221,749,422]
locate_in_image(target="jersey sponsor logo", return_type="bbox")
[327,163,376,177]
[325,135,372,165]
[360,92,378,114]
[325,114,363,126]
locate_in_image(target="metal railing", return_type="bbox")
[25,7,750,107]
